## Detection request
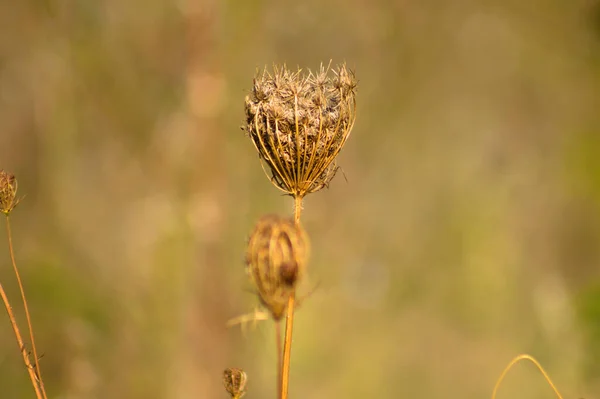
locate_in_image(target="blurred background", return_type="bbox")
[1,0,600,398]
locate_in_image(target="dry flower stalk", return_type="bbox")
[0,170,20,215]
[0,171,46,399]
[235,62,356,399]
[223,368,248,399]
[244,63,357,200]
[245,214,309,321]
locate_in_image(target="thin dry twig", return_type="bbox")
[0,281,44,399]
[492,354,564,399]
[5,217,47,399]
[0,171,46,398]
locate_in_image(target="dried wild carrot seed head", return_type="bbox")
[245,214,309,320]
[223,368,247,398]
[244,62,357,198]
[0,171,19,215]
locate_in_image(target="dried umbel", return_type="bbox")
[244,63,357,198]
[223,368,247,399]
[245,215,309,320]
[0,171,19,215]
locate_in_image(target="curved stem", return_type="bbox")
[6,216,46,399]
[492,354,563,399]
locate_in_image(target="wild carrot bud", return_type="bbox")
[245,215,309,320]
[223,368,247,399]
[244,62,357,199]
[0,171,19,215]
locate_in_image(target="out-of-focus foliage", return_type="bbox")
[1,0,600,398]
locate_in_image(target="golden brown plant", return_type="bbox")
[0,170,21,215]
[244,63,357,201]
[492,354,563,399]
[0,171,47,399]
[223,368,248,399]
[233,62,356,399]
[244,214,309,399]
[245,215,309,321]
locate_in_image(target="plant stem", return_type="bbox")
[0,281,43,399]
[492,354,563,399]
[276,320,283,399]
[280,196,303,399]
[293,197,302,226]
[280,293,295,399]
[5,216,46,399]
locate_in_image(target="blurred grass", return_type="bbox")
[1,0,600,398]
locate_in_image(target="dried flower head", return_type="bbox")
[244,62,357,198]
[223,368,247,398]
[0,171,20,215]
[245,215,309,320]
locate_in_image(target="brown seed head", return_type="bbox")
[245,215,309,320]
[0,171,19,215]
[244,62,357,198]
[223,368,247,398]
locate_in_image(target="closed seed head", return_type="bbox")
[223,368,247,398]
[0,171,19,215]
[245,214,309,320]
[243,62,357,199]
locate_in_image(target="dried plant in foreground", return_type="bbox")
[0,171,47,399]
[244,62,357,204]
[231,62,356,399]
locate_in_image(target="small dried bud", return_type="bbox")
[245,215,309,320]
[223,368,247,398]
[0,171,19,215]
[244,62,357,198]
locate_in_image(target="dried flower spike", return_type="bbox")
[244,62,357,198]
[0,171,20,215]
[245,215,309,320]
[223,368,247,399]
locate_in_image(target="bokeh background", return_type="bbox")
[1,0,600,398]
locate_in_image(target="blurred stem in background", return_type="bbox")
[5,216,48,399]
[0,263,44,399]
[0,171,47,398]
